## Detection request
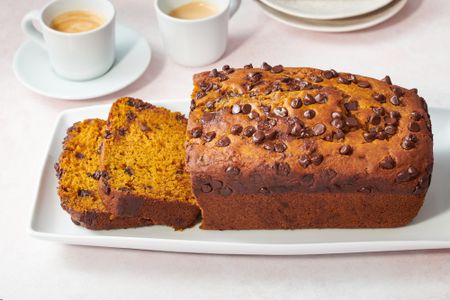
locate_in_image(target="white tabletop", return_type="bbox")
[1,0,450,299]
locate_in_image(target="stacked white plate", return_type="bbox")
[256,0,408,32]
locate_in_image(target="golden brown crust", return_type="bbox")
[186,64,434,229]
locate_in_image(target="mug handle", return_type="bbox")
[229,0,241,18]
[21,10,46,49]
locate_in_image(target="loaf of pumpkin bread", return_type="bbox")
[186,63,433,230]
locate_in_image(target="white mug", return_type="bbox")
[155,0,241,67]
[21,0,116,81]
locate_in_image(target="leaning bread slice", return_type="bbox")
[99,98,199,230]
[55,119,153,230]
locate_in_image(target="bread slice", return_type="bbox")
[55,119,153,230]
[98,98,200,230]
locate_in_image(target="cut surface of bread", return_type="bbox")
[55,118,153,230]
[99,98,199,230]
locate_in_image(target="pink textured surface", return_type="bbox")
[1,0,449,298]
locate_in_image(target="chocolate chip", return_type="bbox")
[243,126,256,137]
[124,166,134,176]
[211,180,223,189]
[379,156,396,169]
[263,142,274,151]
[408,166,419,178]
[274,162,290,176]
[271,65,283,73]
[373,107,385,116]
[411,111,422,121]
[265,130,278,140]
[315,93,327,104]
[408,122,420,132]
[338,76,351,84]
[220,186,233,196]
[331,112,343,119]
[331,118,344,129]
[401,137,415,150]
[311,153,323,166]
[104,130,112,139]
[358,187,372,193]
[231,124,243,135]
[290,98,302,109]
[313,123,326,136]
[138,121,150,132]
[225,166,240,176]
[209,68,218,77]
[201,112,215,124]
[201,184,212,193]
[363,132,377,142]
[333,130,345,140]
[384,125,397,135]
[304,109,316,119]
[274,142,287,153]
[309,75,323,83]
[216,136,231,147]
[222,65,234,74]
[244,63,253,69]
[77,189,93,197]
[299,155,311,168]
[203,131,216,142]
[252,130,265,144]
[196,91,206,100]
[322,70,334,79]
[118,128,127,136]
[231,104,241,114]
[339,145,353,155]
[274,107,288,117]
[74,152,85,159]
[369,115,381,126]
[372,93,386,103]
[392,86,404,97]
[261,62,272,71]
[190,100,196,111]
[344,101,358,111]
[290,123,303,136]
[382,75,392,85]
[384,117,398,126]
[247,72,262,82]
[345,117,359,128]
[377,131,388,140]
[101,180,111,195]
[390,95,400,106]
[90,170,102,180]
[248,111,260,120]
[260,105,271,114]
[396,171,410,182]
[126,111,136,121]
[54,163,63,179]
[304,94,316,105]
[191,127,202,138]
[241,104,252,114]
[357,81,371,88]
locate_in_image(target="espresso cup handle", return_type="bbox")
[21,10,46,49]
[229,0,241,18]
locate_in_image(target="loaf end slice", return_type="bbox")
[55,119,153,230]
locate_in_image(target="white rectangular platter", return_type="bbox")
[29,99,450,255]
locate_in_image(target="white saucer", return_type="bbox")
[256,0,407,33]
[13,24,151,100]
[259,0,393,20]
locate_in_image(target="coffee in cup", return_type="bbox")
[50,10,104,33]
[169,2,217,20]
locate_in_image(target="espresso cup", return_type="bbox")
[155,0,241,67]
[21,0,115,81]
